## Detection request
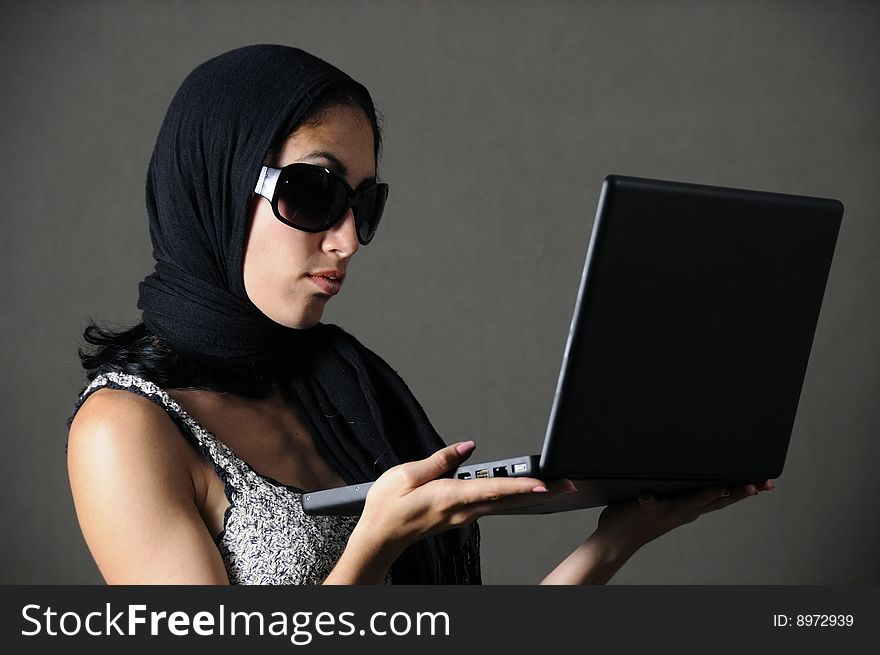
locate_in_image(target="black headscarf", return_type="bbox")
[136,44,481,584]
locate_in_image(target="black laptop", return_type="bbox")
[302,174,843,516]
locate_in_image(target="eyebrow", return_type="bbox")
[302,150,347,176]
[300,150,377,187]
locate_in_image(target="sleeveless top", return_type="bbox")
[67,371,391,585]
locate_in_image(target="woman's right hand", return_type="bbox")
[354,440,557,556]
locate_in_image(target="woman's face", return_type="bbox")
[243,104,376,329]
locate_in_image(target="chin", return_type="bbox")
[275,306,325,330]
[252,292,327,329]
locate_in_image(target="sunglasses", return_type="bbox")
[254,163,389,245]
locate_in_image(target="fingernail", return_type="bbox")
[721,489,730,497]
[768,481,776,490]
[532,485,548,493]
[455,441,476,455]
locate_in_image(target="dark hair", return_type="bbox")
[77,320,285,398]
[77,79,383,398]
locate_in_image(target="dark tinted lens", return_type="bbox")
[355,184,388,244]
[276,165,348,230]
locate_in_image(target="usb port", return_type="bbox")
[512,463,527,474]
[457,472,472,480]
[493,466,509,477]
[476,469,489,478]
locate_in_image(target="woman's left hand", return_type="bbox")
[593,479,776,559]
[539,479,775,584]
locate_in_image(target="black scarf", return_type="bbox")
[135,44,480,584]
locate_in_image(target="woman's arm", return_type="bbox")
[539,533,636,585]
[322,523,402,584]
[67,390,231,584]
[539,481,775,584]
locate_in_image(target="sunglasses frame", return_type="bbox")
[253,163,389,245]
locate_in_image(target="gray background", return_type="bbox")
[1,0,877,584]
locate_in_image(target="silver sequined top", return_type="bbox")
[69,371,388,585]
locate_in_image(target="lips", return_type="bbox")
[307,274,342,295]
[308,269,345,281]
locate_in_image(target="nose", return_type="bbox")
[323,208,360,256]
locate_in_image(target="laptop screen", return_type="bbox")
[540,176,843,481]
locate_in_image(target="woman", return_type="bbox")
[66,44,772,585]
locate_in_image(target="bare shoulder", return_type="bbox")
[70,386,182,437]
[68,387,197,481]
[67,386,229,584]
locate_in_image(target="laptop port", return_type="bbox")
[493,466,509,477]
[512,463,527,474]
[457,472,472,480]
[476,469,489,478]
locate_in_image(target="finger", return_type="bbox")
[676,480,775,518]
[670,485,733,514]
[740,480,776,499]
[698,487,754,514]
[745,479,775,495]
[744,482,766,496]
[455,476,550,504]
[432,475,550,520]
[464,480,557,517]
[402,441,478,486]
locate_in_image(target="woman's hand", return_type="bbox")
[326,440,579,583]
[353,441,556,556]
[594,479,776,560]
[327,440,568,583]
[540,479,776,584]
